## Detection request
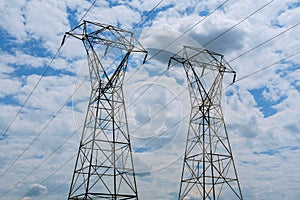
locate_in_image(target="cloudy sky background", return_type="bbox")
[0,0,300,199]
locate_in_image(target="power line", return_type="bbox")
[19,153,77,200]
[1,0,98,140]
[1,46,62,139]
[77,0,98,24]
[146,0,231,62]
[0,79,85,180]
[131,0,165,30]
[225,49,300,89]
[38,177,72,200]
[125,0,231,83]
[55,181,72,200]
[229,21,300,62]
[1,126,82,199]
[140,112,189,150]
[126,69,168,109]
[203,0,275,47]
[129,70,188,135]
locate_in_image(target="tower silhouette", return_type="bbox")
[66,21,147,200]
[169,46,243,200]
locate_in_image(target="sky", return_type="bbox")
[0,0,300,199]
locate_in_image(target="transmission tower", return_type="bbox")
[169,46,243,200]
[66,21,147,200]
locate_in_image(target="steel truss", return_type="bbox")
[66,21,147,200]
[169,46,243,200]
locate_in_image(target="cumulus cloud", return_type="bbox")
[189,27,246,53]
[140,27,204,64]
[0,1,27,40]
[25,184,47,197]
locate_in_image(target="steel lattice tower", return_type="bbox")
[66,21,147,200]
[169,46,243,200]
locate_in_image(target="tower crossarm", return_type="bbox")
[66,20,148,54]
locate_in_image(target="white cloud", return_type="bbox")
[277,5,300,27]
[6,51,48,68]
[25,183,47,197]
[85,4,141,30]
[24,0,69,40]
[0,1,27,40]
[0,78,22,98]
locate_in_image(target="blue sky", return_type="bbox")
[0,0,300,199]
